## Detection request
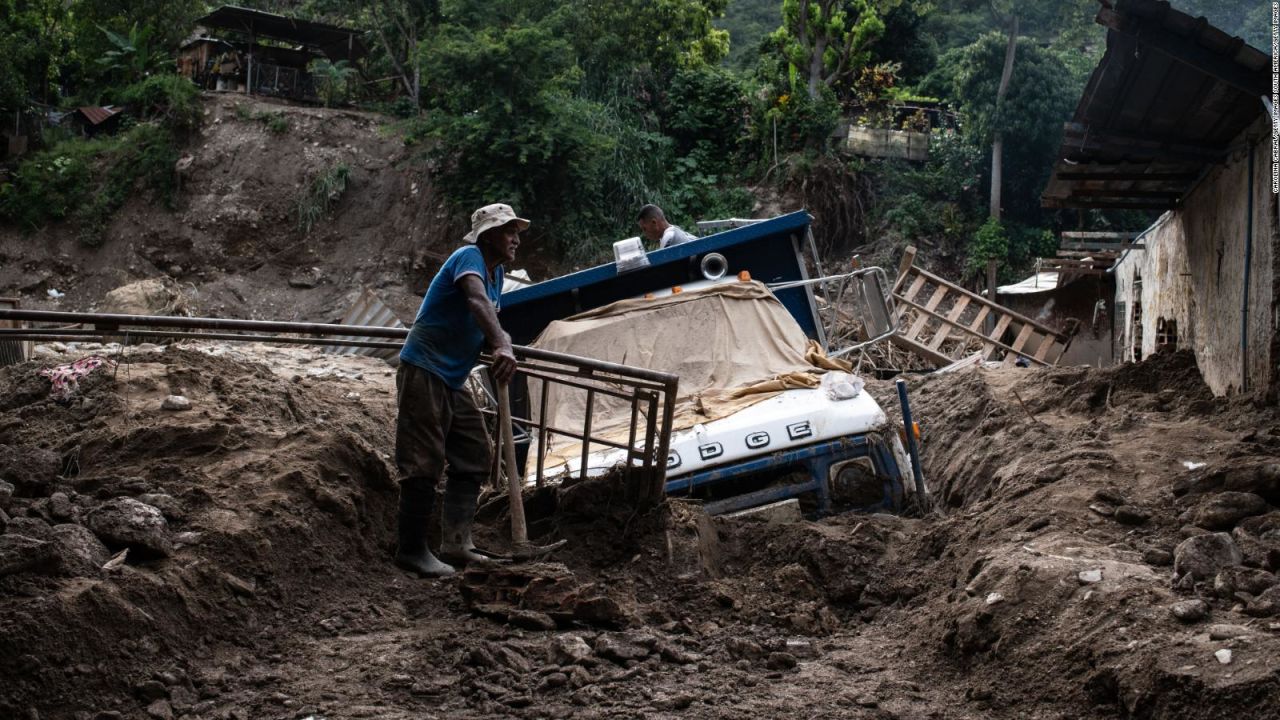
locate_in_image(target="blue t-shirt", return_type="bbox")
[400,246,503,389]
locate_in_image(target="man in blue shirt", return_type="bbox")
[395,203,525,577]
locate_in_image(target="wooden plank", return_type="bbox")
[967,305,990,332]
[906,285,948,340]
[1036,267,1111,276]
[1056,250,1120,259]
[892,246,918,293]
[1032,333,1056,362]
[902,274,927,305]
[1059,241,1144,251]
[1041,258,1113,267]
[929,296,970,351]
[908,266,1071,344]
[889,332,952,368]
[1061,231,1142,240]
[984,315,1012,360]
[1009,324,1036,355]
[893,296,1054,367]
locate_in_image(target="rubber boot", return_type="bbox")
[394,483,455,578]
[440,480,488,566]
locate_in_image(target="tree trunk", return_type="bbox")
[989,15,1019,220]
[807,37,827,100]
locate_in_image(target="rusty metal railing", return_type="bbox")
[0,307,679,503]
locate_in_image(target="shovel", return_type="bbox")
[495,379,565,561]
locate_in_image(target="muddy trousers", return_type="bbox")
[394,363,491,556]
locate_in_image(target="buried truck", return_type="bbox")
[496,212,925,516]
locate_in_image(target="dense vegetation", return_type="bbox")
[0,0,1266,275]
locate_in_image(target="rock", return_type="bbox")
[1170,599,1209,623]
[0,480,13,510]
[102,279,183,316]
[47,492,75,522]
[50,523,110,574]
[1078,569,1103,584]
[508,609,556,631]
[223,573,256,597]
[1174,533,1242,581]
[1245,585,1280,617]
[0,506,8,532]
[1114,506,1152,526]
[0,446,61,495]
[1208,624,1251,640]
[7,516,53,540]
[592,635,649,664]
[1094,488,1128,505]
[784,638,817,658]
[655,640,699,665]
[765,652,798,670]
[0,534,57,576]
[552,635,594,665]
[1214,566,1278,598]
[1089,503,1115,517]
[136,494,183,521]
[160,396,191,411]
[1214,648,1232,665]
[1223,462,1280,505]
[136,679,169,701]
[537,672,569,692]
[287,268,324,289]
[1143,547,1174,566]
[85,498,173,558]
[1026,516,1051,532]
[985,592,1005,605]
[726,637,764,659]
[1194,492,1270,531]
[855,694,880,709]
[144,699,172,720]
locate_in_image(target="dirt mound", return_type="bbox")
[3,343,1279,719]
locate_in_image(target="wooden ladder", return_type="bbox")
[889,247,1075,368]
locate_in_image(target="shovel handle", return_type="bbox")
[496,380,529,547]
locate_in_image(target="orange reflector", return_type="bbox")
[671,286,683,294]
[898,422,922,443]
[738,271,751,281]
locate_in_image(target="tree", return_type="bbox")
[364,0,439,109]
[311,59,357,107]
[773,0,886,100]
[97,22,167,85]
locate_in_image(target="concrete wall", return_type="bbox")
[1112,116,1275,396]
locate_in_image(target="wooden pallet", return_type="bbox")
[889,247,1076,368]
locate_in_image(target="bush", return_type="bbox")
[296,163,351,234]
[967,216,1008,273]
[0,122,180,244]
[115,74,202,133]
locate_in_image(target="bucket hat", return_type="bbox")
[464,203,530,244]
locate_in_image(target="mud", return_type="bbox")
[2,341,1277,719]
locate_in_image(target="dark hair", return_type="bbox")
[636,204,664,223]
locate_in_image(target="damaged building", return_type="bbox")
[1041,0,1275,396]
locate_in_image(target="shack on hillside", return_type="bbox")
[180,6,368,101]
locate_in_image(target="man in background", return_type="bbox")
[637,204,696,250]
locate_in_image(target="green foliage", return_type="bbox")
[115,74,201,132]
[296,163,352,234]
[97,22,166,84]
[772,0,886,100]
[966,216,1007,273]
[234,103,290,133]
[310,59,357,108]
[0,123,180,245]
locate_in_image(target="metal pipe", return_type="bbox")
[0,308,681,387]
[0,308,410,339]
[0,329,401,350]
[1242,139,1255,392]
[894,378,929,507]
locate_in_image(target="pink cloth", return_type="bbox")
[39,355,115,401]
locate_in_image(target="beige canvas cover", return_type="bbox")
[528,281,848,459]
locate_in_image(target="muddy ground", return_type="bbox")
[2,341,1278,720]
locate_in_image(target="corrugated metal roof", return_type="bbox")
[195,5,368,60]
[77,106,121,126]
[1041,0,1268,211]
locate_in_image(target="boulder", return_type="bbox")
[0,534,57,577]
[101,279,186,316]
[0,446,61,495]
[1244,585,1280,617]
[1170,599,1209,623]
[137,493,184,521]
[1214,565,1278,598]
[85,498,173,558]
[48,492,76,522]
[0,479,13,510]
[5,516,53,540]
[1114,506,1152,526]
[50,523,111,575]
[552,635,594,665]
[1223,462,1280,505]
[1194,492,1270,531]
[1174,532,1242,581]
[592,634,649,664]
